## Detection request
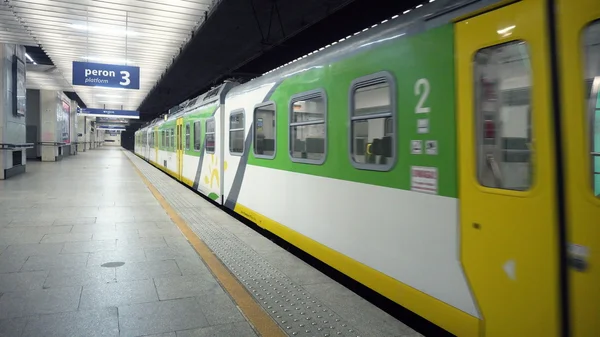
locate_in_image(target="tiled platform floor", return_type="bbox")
[0,147,421,337]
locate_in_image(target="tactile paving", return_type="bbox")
[126,152,363,337]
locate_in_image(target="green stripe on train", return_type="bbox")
[247,24,457,198]
[157,104,219,157]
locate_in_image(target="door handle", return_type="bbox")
[568,243,590,272]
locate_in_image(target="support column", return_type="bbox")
[70,100,78,155]
[39,90,71,161]
[77,114,85,152]
[25,89,41,159]
[0,43,27,180]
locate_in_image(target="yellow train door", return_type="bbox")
[176,118,183,180]
[556,0,600,336]
[456,0,562,336]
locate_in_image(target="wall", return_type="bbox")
[0,43,27,179]
[104,132,121,145]
[121,130,134,151]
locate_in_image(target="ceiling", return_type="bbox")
[136,0,425,119]
[26,64,73,91]
[0,0,214,111]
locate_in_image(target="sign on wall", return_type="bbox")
[12,55,26,117]
[72,61,140,89]
[78,108,139,119]
[58,100,71,144]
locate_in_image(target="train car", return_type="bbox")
[137,82,237,201]
[135,0,600,336]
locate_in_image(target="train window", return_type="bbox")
[206,118,216,154]
[171,128,175,150]
[193,121,201,151]
[349,72,396,171]
[185,124,190,151]
[474,41,533,191]
[254,102,276,159]
[289,89,327,164]
[584,21,600,197]
[229,110,245,155]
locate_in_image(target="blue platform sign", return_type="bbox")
[97,117,129,124]
[98,125,126,130]
[79,108,139,119]
[72,61,140,89]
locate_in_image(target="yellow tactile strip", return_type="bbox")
[126,153,286,337]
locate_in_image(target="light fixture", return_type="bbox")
[95,94,123,98]
[70,24,139,37]
[79,56,132,64]
[25,53,37,65]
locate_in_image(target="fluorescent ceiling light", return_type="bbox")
[95,94,124,98]
[79,56,132,64]
[71,24,139,37]
[95,99,126,104]
[25,53,37,65]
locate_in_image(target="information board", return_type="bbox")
[72,61,140,89]
[78,108,139,119]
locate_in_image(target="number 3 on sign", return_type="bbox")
[414,78,430,114]
[120,71,131,86]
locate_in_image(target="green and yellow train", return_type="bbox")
[136,0,600,335]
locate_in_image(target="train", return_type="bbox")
[135,0,600,336]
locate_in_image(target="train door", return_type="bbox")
[556,0,600,335]
[456,0,562,336]
[176,118,183,180]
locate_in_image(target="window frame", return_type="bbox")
[193,120,202,152]
[253,101,277,160]
[205,117,216,154]
[288,89,328,165]
[171,128,175,151]
[229,109,246,156]
[584,20,600,197]
[185,123,190,151]
[348,71,397,171]
[473,40,534,192]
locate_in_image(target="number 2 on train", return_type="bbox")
[414,78,431,114]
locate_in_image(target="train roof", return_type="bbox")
[137,81,238,132]
[226,0,497,97]
[137,0,500,134]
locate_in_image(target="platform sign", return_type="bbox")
[96,117,129,124]
[78,108,139,119]
[72,61,140,89]
[97,125,126,131]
